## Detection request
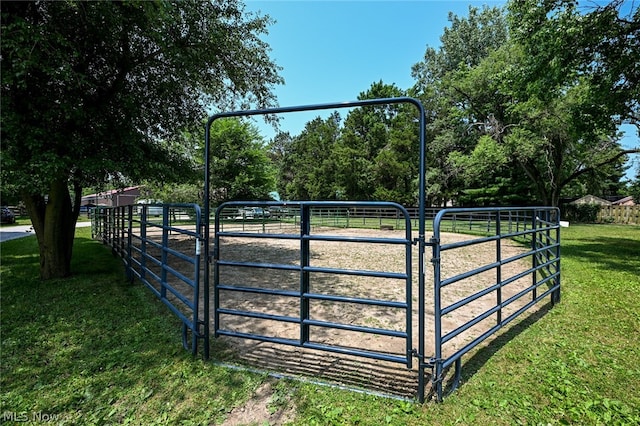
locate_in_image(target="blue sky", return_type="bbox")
[242,0,638,180]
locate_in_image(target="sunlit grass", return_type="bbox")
[1,224,639,424]
[0,228,263,425]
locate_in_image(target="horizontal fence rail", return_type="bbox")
[213,201,415,368]
[91,204,207,355]
[430,207,561,400]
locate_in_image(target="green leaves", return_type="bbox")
[2,0,282,195]
[209,118,276,202]
[410,1,638,207]
[1,0,283,277]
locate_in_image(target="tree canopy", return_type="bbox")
[267,1,638,208]
[1,0,283,279]
[408,1,639,207]
[208,118,275,202]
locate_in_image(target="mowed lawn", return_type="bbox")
[1,224,638,425]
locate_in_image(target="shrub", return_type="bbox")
[562,203,602,223]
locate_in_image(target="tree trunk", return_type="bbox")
[22,178,80,280]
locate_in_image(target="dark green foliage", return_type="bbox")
[1,0,282,278]
[562,203,603,223]
[283,112,342,200]
[630,168,640,203]
[408,2,638,207]
[269,82,422,205]
[209,118,276,202]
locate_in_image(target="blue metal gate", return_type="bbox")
[92,203,207,354]
[428,207,561,400]
[199,97,562,402]
[213,201,415,367]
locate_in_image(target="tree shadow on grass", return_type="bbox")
[560,235,640,275]
[0,233,123,275]
[0,235,39,266]
[71,236,126,275]
[1,238,253,422]
[444,229,639,393]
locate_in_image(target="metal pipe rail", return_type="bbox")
[91,203,207,355]
[430,207,561,401]
[213,200,415,368]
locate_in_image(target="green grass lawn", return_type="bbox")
[1,225,639,425]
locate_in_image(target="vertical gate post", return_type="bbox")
[552,209,562,305]
[126,205,133,282]
[212,210,220,341]
[140,208,147,282]
[161,207,169,300]
[531,211,538,301]
[193,205,204,357]
[300,203,311,344]
[496,212,503,325]
[431,231,444,402]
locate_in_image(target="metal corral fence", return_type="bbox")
[92,202,560,401]
[429,207,561,400]
[211,202,561,402]
[91,203,207,354]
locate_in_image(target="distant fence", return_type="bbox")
[597,205,640,224]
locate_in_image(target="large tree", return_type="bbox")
[284,112,342,200]
[508,0,639,129]
[412,2,639,207]
[336,81,420,205]
[410,5,509,206]
[505,0,639,206]
[1,0,283,279]
[630,167,640,203]
[208,118,275,203]
[271,82,421,204]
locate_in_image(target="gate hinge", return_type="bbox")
[428,357,444,382]
[413,350,439,369]
[411,348,423,361]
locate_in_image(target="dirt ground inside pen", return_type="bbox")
[146,225,548,423]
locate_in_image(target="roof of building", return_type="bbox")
[570,194,612,205]
[81,186,141,200]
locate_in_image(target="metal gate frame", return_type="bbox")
[203,97,429,360]
[429,207,561,401]
[213,200,415,367]
[203,98,561,402]
[92,203,207,355]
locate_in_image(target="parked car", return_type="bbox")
[136,199,163,217]
[233,208,252,220]
[249,207,271,218]
[270,206,294,218]
[1,206,16,224]
[234,207,271,220]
